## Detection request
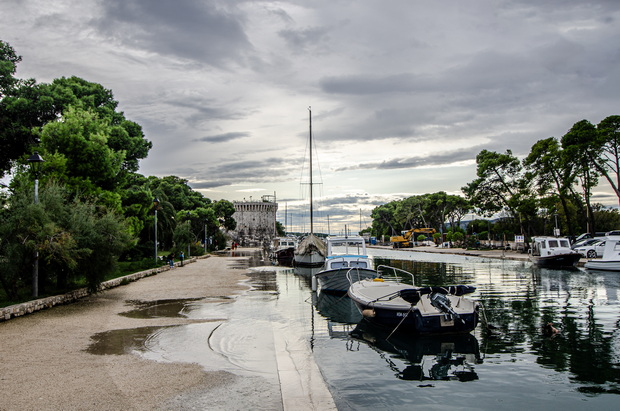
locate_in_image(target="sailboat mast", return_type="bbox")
[309,107,314,235]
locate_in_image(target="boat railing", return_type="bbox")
[346,264,415,285]
[345,265,374,284]
[376,265,415,285]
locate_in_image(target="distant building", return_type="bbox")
[230,195,278,247]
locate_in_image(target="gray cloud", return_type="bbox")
[2,0,620,224]
[194,132,250,143]
[94,0,253,68]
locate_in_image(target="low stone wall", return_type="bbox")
[1,257,200,322]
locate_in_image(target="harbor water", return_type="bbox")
[96,248,620,410]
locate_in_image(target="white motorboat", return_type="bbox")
[347,266,479,334]
[314,236,377,293]
[584,235,620,271]
[529,236,581,268]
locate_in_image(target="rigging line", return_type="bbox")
[386,304,415,341]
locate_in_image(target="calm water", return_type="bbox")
[312,248,620,410]
[92,249,620,410]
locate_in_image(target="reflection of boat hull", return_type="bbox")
[294,265,322,277]
[316,293,362,324]
[529,253,581,268]
[350,321,480,381]
[584,260,620,271]
[351,321,481,363]
[348,280,479,334]
[316,267,377,294]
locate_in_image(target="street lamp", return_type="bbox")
[27,151,45,297]
[187,211,191,258]
[204,220,207,254]
[153,197,160,264]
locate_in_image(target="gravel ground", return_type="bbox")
[0,253,280,411]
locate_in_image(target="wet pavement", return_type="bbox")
[80,256,336,410]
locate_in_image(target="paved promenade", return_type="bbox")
[0,253,334,411]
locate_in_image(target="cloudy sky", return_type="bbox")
[2,0,619,234]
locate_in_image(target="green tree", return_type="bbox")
[1,42,151,180]
[562,120,599,234]
[275,221,286,236]
[462,149,530,234]
[524,137,579,237]
[40,106,126,192]
[0,182,134,299]
[371,202,398,237]
[595,115,620,206]
[0,40,21,95]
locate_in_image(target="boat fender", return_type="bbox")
[362,309,376,318]
[373,278,384,282]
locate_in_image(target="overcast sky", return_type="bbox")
[2,0,619,234]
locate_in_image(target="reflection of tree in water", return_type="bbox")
[532,305,620,393]
[373,258,472,286]
[480,289,620,392]
[374,256,620,391]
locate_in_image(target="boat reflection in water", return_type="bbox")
[315,292,362,325]
[349,321,482,382]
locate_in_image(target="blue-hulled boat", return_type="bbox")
[347,267,479,334]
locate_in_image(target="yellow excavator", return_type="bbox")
[390,228,437,248]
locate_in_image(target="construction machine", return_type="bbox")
[390,228,437,248]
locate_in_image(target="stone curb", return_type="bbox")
[0,256,204,322]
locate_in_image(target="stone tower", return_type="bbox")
[230,195,278,247]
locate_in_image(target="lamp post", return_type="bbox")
[204,220,207,254]
[187,211,191,258]
[27,151,45,297]
[153,197,160,264]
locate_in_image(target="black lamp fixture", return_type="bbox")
[27,151,45,177]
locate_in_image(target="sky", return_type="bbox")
[1,0,620,235]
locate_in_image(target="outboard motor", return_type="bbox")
[430,292,461,321]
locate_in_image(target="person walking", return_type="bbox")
[180,251,184,267]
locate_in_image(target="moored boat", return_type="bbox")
[529,236,581,268]
[314,235,376,293]
[294,234,326,267]
[293,107,326,268]
[347,267,479,334]
[270,237,298,266]
[584,235,620,271]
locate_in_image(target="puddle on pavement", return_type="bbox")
[119,298,203,319]
[87,250,283,380]
[228,250,269,270]
[245,267,278,292]
[85,326,174,355]
[119,297,234,319]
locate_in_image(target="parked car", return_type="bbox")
[574,240,606,258]
[571,237,602,250]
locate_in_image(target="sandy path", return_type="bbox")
[0,253,279,411]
